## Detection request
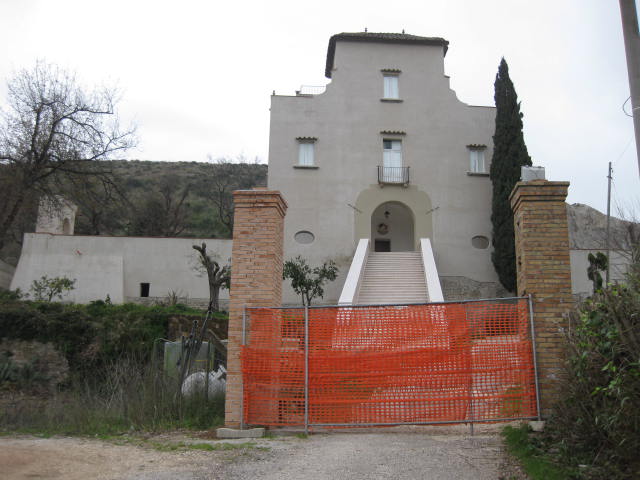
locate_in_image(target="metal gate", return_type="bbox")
[240,296,540,431]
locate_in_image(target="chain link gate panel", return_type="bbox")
[241,297,540,430]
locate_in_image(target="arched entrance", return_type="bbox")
[371,201,415,252]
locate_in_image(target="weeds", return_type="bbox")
[502,425,573,480]
[0,356,225,435]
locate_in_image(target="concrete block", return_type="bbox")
[529,420,545,432]
[216,427,265,439]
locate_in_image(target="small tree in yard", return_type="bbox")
[192,243,230,312]
[30,275,75,301]
[283,256,338,306]
[587,252,608,293]
[490,58,532,293]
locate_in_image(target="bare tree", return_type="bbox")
[63,170,130,235]
[201,156,267,237]
[130,174,191,236]
[0,61,136,249]
[192,242,230,312]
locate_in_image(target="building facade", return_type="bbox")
[268,32,506,303]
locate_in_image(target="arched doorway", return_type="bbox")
[371,201,415,252]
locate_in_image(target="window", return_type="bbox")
[468,146,486,173]
[383,75,399,99]
[297,139,315,166]
[383,139,402,165]
[140,282,150,297]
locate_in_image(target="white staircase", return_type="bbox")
[355,251,429,304]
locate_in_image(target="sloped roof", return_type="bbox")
[325,32,449,78]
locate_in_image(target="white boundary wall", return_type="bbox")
[338,238,370,305]
[11,233,231,304]
[420,238,444,302]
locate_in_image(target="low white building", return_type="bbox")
[10,201,231,307]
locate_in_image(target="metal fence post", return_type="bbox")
[304,305,309,435]
[241,306,246,430]
[528,295,542,421]
[465,304,474,436]
[205,341,211,401]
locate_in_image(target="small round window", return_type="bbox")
[294,230,315,245]
[471,235,490,249]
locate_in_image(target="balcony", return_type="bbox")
[377,166,410,186]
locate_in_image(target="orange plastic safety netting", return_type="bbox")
[241,298,538,428]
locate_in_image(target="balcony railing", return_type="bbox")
[378,166,410,186]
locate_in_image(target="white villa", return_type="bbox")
[269,32,503,304]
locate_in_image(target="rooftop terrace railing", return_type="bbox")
[296,85,327,96]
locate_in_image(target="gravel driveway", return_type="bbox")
[0,424,526,479]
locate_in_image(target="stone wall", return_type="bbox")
[439,276,510,301]
[0,339,69,391]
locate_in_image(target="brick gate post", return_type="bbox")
[509,180,572,417]
[225,190,287,428]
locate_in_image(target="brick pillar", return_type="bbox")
[509,180,572,417]
[224,190,287,428]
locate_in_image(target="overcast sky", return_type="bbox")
[0,0,638,214]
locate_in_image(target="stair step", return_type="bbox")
[355,250,429,305]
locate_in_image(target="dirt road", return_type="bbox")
[0,425,526,479]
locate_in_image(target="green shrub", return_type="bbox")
[29,275,76,302]
[542,274,640,479]
[0,298,214,375]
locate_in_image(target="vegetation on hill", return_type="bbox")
[72,158,268,239]
[489,58,532,293]
[0,158,267,264]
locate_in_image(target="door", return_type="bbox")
[383,140,402,183]
[375,239,391,252]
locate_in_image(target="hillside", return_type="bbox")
[80,159,266,239]
[0,160,268,265]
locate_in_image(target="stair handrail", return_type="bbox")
[338,239,370,305]
[420,238,444,302]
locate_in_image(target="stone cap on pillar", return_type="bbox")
[232,190,288,217]
[509,179,570,212]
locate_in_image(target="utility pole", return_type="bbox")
[619,0,640,176]
[606,162,612,284]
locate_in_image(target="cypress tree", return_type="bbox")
[490,58,532,292]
